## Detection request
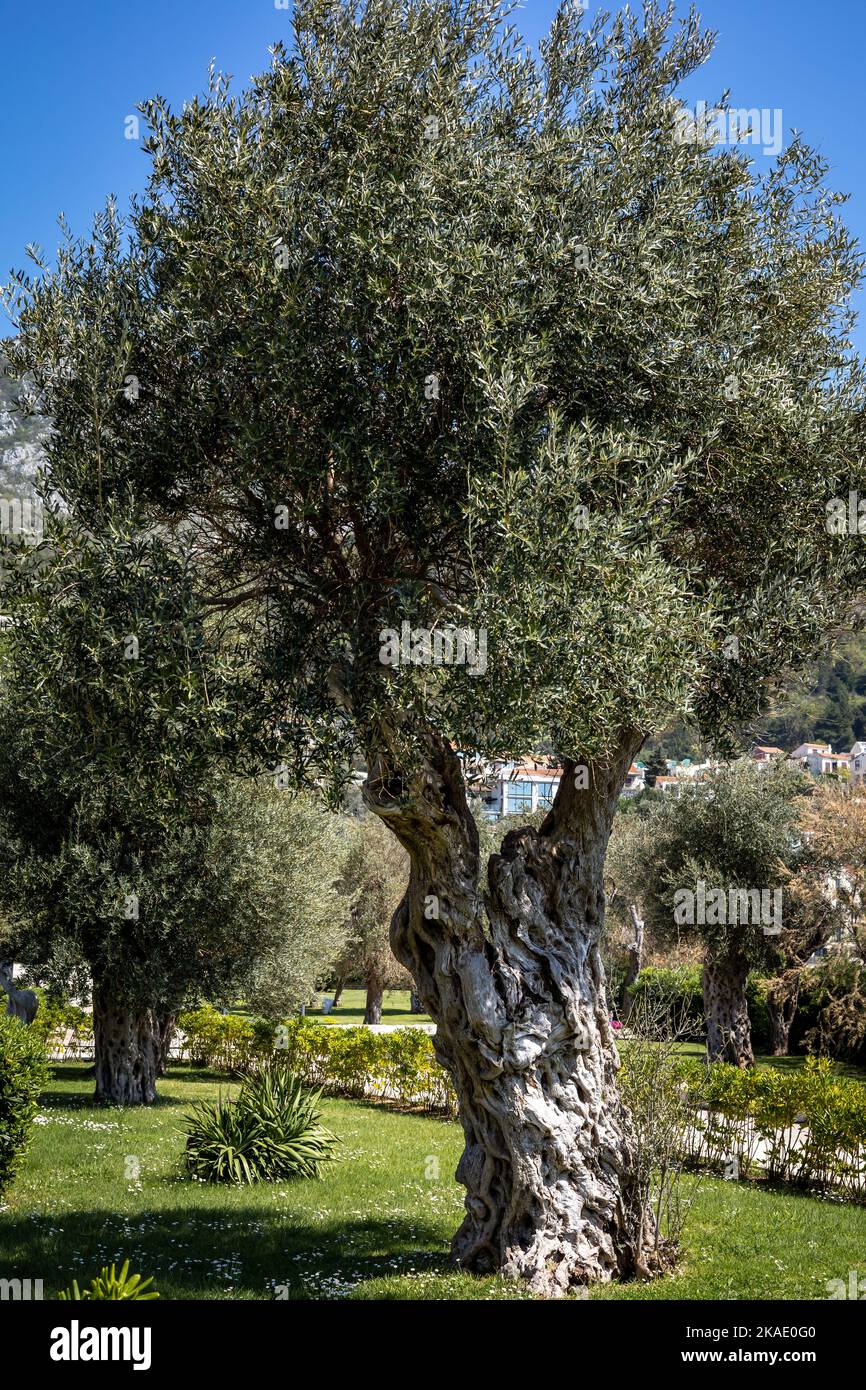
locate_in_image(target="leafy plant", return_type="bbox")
[58,1260,159,1300]
[183,1062,337,1184]
[0,1013,48,1196]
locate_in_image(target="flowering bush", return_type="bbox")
[681,1056,866,1201]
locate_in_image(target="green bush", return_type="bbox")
[177,1009,458,1116]
[626,965,704,1038]
[30,992,93,1056]
[625,965,773,1050]
[58,1260,159,1301]
[680,1055,866,1202]
[0,1013,48,1196]
[183,1061,337,1184]
[177,1004,265,1071]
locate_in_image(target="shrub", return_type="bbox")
[626,966,704,1039]
[176,1010,459,1116]
[183,1061,337,1184]
[680,1056,866,1201]
[58,1261,159,1300]
[177,1004,261,1071]
[30,992,93,1058]
[0,1013,48,1196]
[626,965,773,1051]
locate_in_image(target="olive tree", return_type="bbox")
[335,812,411,1024]
[4,0,865,1290]
[622,760,811,1065]
[0,518,350,1101]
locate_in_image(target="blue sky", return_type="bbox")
[2,0,864,347]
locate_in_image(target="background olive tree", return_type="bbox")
[0,518,351,1100]
[621,760,811,1065]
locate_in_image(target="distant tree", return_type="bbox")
[625,761,811,1065]
[336,814,410,1024]
[0,519,348,1100]
[642,755,668,790]
[217,785,354,1019]
[788,784,866,1061]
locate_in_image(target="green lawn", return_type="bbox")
[1,1063,863,1301]
[672,1040,866,1082]
[308,988,432,1026]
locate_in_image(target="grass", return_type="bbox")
[308,988,432,1026]
[672,1040,866,1082]
[226,988,432,1025]
[1,1062,864,1301]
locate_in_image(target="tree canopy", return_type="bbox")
[4,0,864,780]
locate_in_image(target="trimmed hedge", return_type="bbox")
[679,1055,866,1202]
[0,1013,48,1196]
[177,1007,457,1116]
[179,1007,866,1202]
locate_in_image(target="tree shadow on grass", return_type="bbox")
[40,1064,245,1110]
[0,1206,452,1300]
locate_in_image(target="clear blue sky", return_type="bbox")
[2,0,864,347]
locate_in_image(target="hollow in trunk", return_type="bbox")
[92,985,159,1104]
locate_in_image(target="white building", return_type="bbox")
[848,741,866,783]
[791,742,851,777]
[479,760,563,819]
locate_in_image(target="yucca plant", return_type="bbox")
[183,1063,337,1184]
[58,1260,159,1300]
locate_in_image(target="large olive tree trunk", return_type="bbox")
[92,984,159,1104]
[365,732,656,1296]
[703,952,754,1068]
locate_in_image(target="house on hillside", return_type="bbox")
[848,741,866,783]
[751,743,785,765]
[790,742,851,777]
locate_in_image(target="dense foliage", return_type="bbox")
[4,0,865,778]
[0,1012,48,1195]
[183,1062,337,1184]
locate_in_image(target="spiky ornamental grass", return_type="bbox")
[58,1259,159,1301]
[183,1062,338,1185]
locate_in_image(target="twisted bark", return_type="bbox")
[621,905,645,1022]
[92,984,159,1104]
[766,972,800,1057]
[365,731,656,1296]
[0,960,39,1024]
[703,952,754,1067]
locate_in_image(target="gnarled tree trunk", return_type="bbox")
[766,972,800,1057]
[92,984,159,1104]
[620,905,645,1022]
[155,1012,177,1077]
[365,731,656,1296]
[364,976,384,1025]
[409,989,424,1014]
[703,953,754,1067]
[0,960,39,1025]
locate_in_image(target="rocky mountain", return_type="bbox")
[0,369,46,499]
